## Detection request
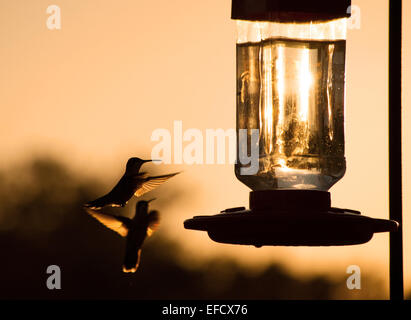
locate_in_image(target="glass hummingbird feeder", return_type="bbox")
[184,0,398,246]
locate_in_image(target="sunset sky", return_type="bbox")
[0,0,409,297]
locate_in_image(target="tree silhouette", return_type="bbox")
[0,157,395,299]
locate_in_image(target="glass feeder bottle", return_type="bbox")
[235,18,348,191]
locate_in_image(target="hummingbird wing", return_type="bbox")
[134,172,180,197]
[146,210,160,237]
[84,208,131,237]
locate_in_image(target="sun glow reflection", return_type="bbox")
[260,44,314,170]
[298,48,313,123]
[276,45,285,156]
[262,46,274,154]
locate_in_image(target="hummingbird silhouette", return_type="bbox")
[85,199,160,273]
[83,157,179,209]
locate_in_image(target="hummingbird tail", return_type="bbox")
[122,266,137,273]
[122,249,141,273]
[83,195,123,210]
[83,197,107,210]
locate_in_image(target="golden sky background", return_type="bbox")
[0,0,409,296]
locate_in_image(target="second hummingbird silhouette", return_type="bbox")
[84,157,179,209]
[84,199,160,273]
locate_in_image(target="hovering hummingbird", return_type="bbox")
[84,199,160,273]
[83,157,179,209]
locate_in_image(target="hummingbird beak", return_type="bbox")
[147,198,156,203]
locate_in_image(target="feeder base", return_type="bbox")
[184,191,399,247]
